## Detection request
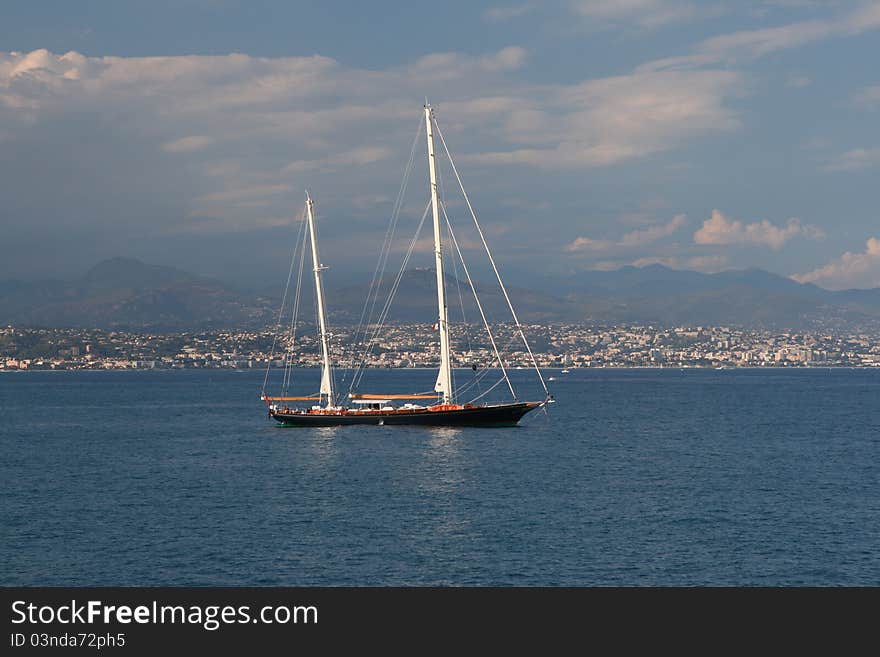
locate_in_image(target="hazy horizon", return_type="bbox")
[6,253,880,295]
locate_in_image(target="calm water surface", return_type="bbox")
[2,368,878,585]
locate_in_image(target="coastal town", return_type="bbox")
[2,323,879,371]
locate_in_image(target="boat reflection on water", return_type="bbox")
[427,426,464,447]
[278,426,342,467]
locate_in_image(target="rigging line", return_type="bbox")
[264,204,305,395]
[263,201,309,396]
[433,117,550,397]
[444,209,475,366]
[467,376,507,403]
[283,204,309,392]
[465,320,488,397]
[351,199,430,390]
[445,223,470,396]
[282,206,310,395]
[340,115,424,388]
[449,256,471,350]
[349,236,421,391]
[440,200,516,400]
[440,201,474,396]
[434,137,457,399]
[341,151,416,389]
[453,330,522,398]
[349,199,432,393]
[449,325,518,399]
[451,363,496,398]
[438,160,477,396]
[283,195,312,394]
[344,154,410,376]
[349,200,430,390]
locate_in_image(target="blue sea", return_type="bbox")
[2,368,878,586]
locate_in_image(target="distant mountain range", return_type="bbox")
[0,258,276,331]
[2,257,880,331]
[555,264,880,329]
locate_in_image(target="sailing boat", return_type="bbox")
[261,104,552,426]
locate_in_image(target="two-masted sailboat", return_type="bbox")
[261,104,552,426]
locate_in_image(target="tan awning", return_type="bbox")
[349,393,438,400]
[262,396,321,401]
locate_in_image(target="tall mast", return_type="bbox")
[425,104,453,404]
[305,193,335,407]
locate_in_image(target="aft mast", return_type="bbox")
[425,104,453,405]
[306,193,335,408]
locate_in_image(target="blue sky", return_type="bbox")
[1,0,879,289]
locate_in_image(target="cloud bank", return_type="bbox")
[823,147,880,172]
[565,214,686,252]
[1,0,877,282]
[640,2,880,70]
[0,45,748,280]
[792,237,880,289]
[693,209,824,250]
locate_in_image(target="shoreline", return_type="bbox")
[3,365,879,374]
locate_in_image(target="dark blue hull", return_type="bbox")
[269,401,543,427]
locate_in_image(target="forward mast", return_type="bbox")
[306,193,335,408]
[425,104,453,405]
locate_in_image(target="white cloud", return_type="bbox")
[792,237,880,289]
[465,69,743,168]
[411,46,528,77]
[351,194,392,210]
[0,37,842,266]
[0,47,747,189]
[696,19,831,59]
[565,214,686,252]
[161,135,214,153]
[640,2,880,71]
[564,236,614,252]
[570,0,710,29]
[786,75,811,88]
[486,46,529,71]
[759,1,831,8]
[620,214,686,246]
[823,147,880,172]
[281,146,392,175]
[693,209,825,250]
[631,254,729,272]
[0,46,546,237]
[196,183,291,204]
[852,85,880,109]
[484,3,537,22]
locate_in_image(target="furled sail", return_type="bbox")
[434,368,450,396]
[320,364,332,396]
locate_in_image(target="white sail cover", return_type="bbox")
[320,364,332,395]
[434,368,450,396]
